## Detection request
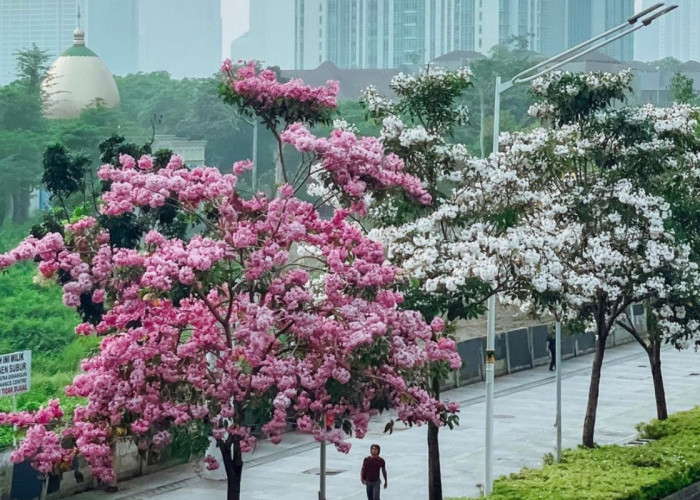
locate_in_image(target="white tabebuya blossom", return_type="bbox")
[529,69,633,125]
[361,65,473,135]
[374,70,700,334]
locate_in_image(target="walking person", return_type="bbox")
[548,333,556,371]
[361,444,387,500]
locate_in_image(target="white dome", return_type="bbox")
[42,30,120,119]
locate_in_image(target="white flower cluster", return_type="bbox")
[379,115,438,147]
[630,104,699,134]
[360,85,393,115]
[390,65,473,94]
[332,118,359,134]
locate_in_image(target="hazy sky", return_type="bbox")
[221,0,249,56]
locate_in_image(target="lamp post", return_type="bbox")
[484,3,677,495]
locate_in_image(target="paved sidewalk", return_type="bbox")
[71,343,700,499]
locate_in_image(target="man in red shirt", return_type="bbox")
[361,444,388,500]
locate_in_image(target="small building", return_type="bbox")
[152,135,207,167]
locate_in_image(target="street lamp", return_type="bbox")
[484,2,678,495]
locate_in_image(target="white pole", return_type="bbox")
[484,75,502,497]
[555,321,562,462]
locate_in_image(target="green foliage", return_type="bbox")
[167,422,211,462]
[42,143,90,218]
[669,73,697,105]
[454,45,541,156]
[391,68,473,133]
[14,44,50,88]
[448,407,700,500]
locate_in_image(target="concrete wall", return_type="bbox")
[0,436,185,500]
[443,311,644,391]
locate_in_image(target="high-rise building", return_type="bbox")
[85,0,139,75]
[85,0,222,78]
[232,0,541,70]
[137,0,222,78]
[230,0,295,69]
[634,0,700,62]
[0,0,81,85]
[540,0,634,61]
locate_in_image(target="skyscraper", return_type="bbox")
[230,0,296,69]
[0,0,81,85]
[634,0,700,62]
[540,0,634,61]
[85,0,139,75]
[137,0,222,78]
[232,0,541,70]
[85,0,222,78]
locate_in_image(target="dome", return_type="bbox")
[42,28,120,119]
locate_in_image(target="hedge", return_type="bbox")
[450,407,700,500]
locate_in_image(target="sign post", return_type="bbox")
[0,350,32,447]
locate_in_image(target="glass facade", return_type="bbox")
[291,0,541,69]
[393,0,425,66]
[455,0,475,50]
[603,0,633,60]
[0,0,76,84]
[499,0,510,45]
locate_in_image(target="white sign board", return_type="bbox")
[0,350,31,397]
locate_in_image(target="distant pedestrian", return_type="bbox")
[361,444,387,500]
[548,334,556,371]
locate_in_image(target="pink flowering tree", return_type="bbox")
[0,61,460,500]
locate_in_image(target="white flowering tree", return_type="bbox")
[503,70,700,444]
[603,103,700,421]
[359,67,482,500]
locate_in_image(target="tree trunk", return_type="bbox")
[648,340,668,420]
[582,328,608,447]
[427,422,442,500]
[428,376,442,500]
[220,437,244,500]
[11,188,30,225]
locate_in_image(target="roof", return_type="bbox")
[431,50,485,63]
[626,60,655,71]
[61,45,98,57]
[574,50,620,64]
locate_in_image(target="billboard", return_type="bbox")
[0,350,31,397]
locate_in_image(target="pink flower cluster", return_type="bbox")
[11,425,73,476]
[0,399,63,428]
[223,60,339,111]
[282,123,432,213]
